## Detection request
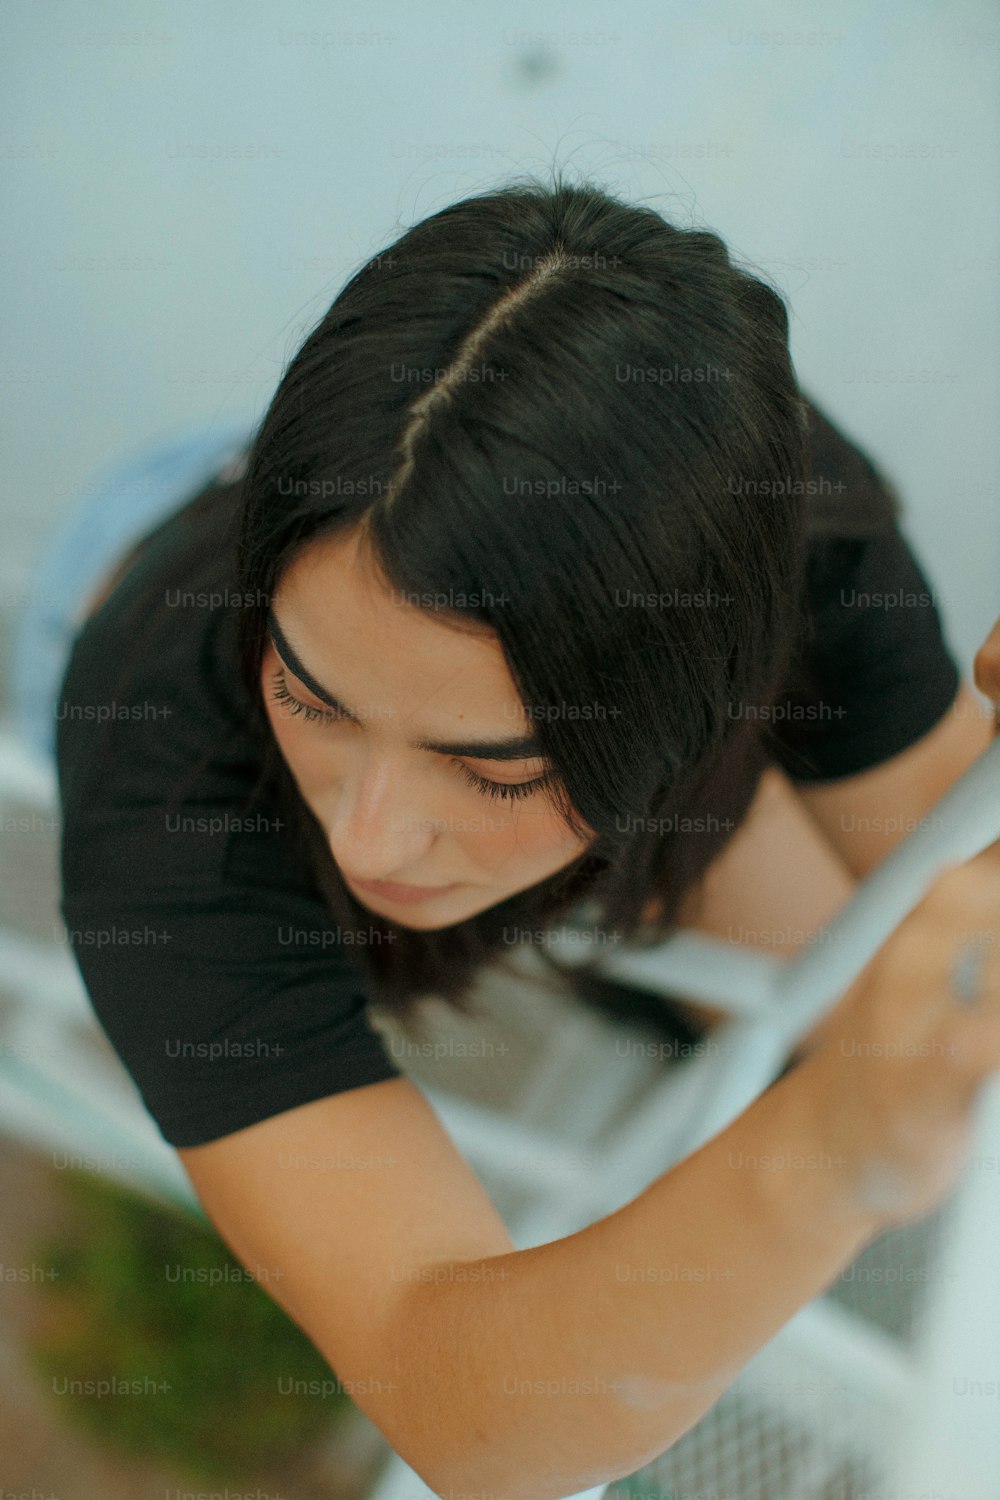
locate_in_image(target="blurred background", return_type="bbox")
[1,1,998,1496]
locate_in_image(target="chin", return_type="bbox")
[390,910,472,932]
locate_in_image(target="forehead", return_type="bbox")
[274,527,522,721]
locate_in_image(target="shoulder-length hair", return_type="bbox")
[234,169,899,1018]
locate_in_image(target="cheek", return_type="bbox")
[261,647,586,866]
[466,795,588,869]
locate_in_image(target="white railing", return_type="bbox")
[3,719,1000,1498]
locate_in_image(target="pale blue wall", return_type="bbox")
[2,0,997,672]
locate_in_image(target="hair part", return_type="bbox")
[233,166,897,1020]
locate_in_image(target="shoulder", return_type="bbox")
[764,397,962,783]
[56,479,260,838]
[800,392,902,539]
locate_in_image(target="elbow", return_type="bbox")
[426,1446,625,1500]
[395,1429,573,1500]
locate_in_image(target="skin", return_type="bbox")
[261,524,597,931]
[261,527,1000,939]
[81,522,1000,947]
[974,615,1000,705]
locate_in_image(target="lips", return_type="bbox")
[348,875,456,904]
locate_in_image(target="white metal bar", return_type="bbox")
[773,733,1000,1029]
[626,735,1000,1168]
[881,1078,1000,1500]
[5,703,999,1500]
[591,927,784,1018]
[0,1054,200,1214]
[420,1084,604,1202]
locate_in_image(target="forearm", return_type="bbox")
[389,1047,885,1500]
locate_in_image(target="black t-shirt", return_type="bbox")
[55,402,962,1148]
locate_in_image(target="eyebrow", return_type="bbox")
[266,607,547,762]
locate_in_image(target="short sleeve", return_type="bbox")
[54,480,403,1148]
[58,805,403,1149]
[766,524,962,784]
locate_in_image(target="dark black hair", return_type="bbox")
[234,167,899,1018]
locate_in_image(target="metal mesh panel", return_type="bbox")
[603,1201,960,1500]
[369,948,969,1499]
[823,1200,953,1344]
[607,1383,878,1500]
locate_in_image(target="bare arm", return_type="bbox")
[181,856,1000,1500]
[386,1048,883,1499]
[796,679,997,879]
[181,1051,881,1500]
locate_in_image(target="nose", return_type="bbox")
[325,752,441,882]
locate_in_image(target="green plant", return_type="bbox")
[29,1168,352,1483]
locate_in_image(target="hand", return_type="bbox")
[973,617,1000,709]
[811,845,1000,1230]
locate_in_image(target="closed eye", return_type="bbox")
[267,668,553,803]
[269,668,347,723]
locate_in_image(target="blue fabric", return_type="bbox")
[9,423,254,767]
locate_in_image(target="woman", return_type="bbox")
[52,173,1000,1496]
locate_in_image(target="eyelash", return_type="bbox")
[454,764,550,803]
[268,668,551,803]
[269,669,346,724]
